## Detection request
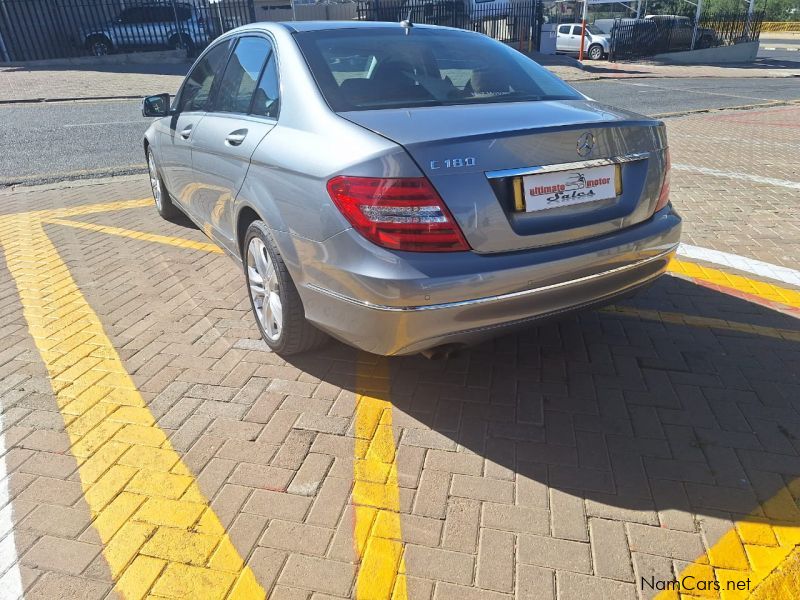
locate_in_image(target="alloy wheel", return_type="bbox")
[148,152,163,211]
[247,237,283,341]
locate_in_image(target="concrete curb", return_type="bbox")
[1,49,192,69]
[652,98,800,119]
[0,95,144,105]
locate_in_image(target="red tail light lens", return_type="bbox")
[326,176,470,252]
[654,148,671,213]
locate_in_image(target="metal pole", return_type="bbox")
[745,0,757,39]
[170,0,182,51]
[578,0,588,61]
[0,1,11,62]
[691,0,702,49]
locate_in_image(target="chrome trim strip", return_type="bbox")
[306,246,676,313]
[484,152,650,180]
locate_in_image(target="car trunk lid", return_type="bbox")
[340,99,668,253]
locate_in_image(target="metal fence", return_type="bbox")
[0,0,543,63]
[356,0,542,50]
[0,0,256,62]
[609,11,764,62]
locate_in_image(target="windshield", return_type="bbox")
[586,24,603,35]
[294,28,582,111]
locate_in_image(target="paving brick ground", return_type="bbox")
[0,104,798,600]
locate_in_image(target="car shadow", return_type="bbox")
[286,274,800,524]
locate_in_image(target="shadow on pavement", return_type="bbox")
[290,274,800,523]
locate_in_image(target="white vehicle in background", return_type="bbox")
[555,23,610,60]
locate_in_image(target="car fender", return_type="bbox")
[232,199,302,273]
[82,28,113,45]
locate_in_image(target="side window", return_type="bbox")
[215,37,271,114]
[177,40,232,113]
[175,6,192,21]
[120,8,143,24]
[251,53,280,119]
[572,26,583,35]
[152,7,174,23]
[558,25,571,35]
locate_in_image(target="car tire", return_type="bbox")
[243,221,328,355]
[88,36,112,56]
[147,148,180,220]
[588,44,604,60]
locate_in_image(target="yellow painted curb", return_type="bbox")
[0,210,265,600]
[668,259,800,310]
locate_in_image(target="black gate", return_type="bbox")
[357,0,543,52]
[0,0,256,62]
[0,0,542,63]
[609,11,764,62]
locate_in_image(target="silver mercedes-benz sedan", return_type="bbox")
[142,20,681,356]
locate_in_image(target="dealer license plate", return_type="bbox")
[522,164,618,212]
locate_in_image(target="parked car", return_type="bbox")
[81,2,214,56]
[141,21,680,356]
[644,14,718,50]
[555,23,610,59]
[592,18,616,34]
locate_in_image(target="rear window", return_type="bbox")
[295,28,581,112]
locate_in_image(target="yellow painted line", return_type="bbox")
[655,510,800,600]
[353,356,408,600]
[751,547,800,598]
[0,211,264,600]
[4,198,152,220]
[603,306,800,342]
[668,258,800,310]
[44,217,223,254]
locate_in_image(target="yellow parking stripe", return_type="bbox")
[668,258,800,309]
[353,357,408,600]
[45,217,224,254]
[0,212,264,600]
[604,306,800,342]
[4,198,152,220]
[8,197,799,600]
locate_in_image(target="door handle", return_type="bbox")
[180,125,193,140]
[225,129,248,146]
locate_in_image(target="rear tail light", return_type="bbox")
[654,148,671,213]
[326,176,470,252]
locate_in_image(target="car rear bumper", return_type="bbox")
[286,205,681,355]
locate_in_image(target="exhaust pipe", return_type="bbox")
[420,344,463,360]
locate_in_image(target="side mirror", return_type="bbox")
[142,93,171,117]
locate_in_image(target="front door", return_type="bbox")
[556,24,573,51]
[157,38,233,218]
[190,36,279,255]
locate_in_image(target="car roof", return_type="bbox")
[233,20,457,34]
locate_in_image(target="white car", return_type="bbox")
[556,23,610,60]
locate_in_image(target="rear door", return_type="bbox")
[115,7,143,48]
[556,24,573,51]
[189,35,279,254]
[571,25,585,51]
[158,38,233,214]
